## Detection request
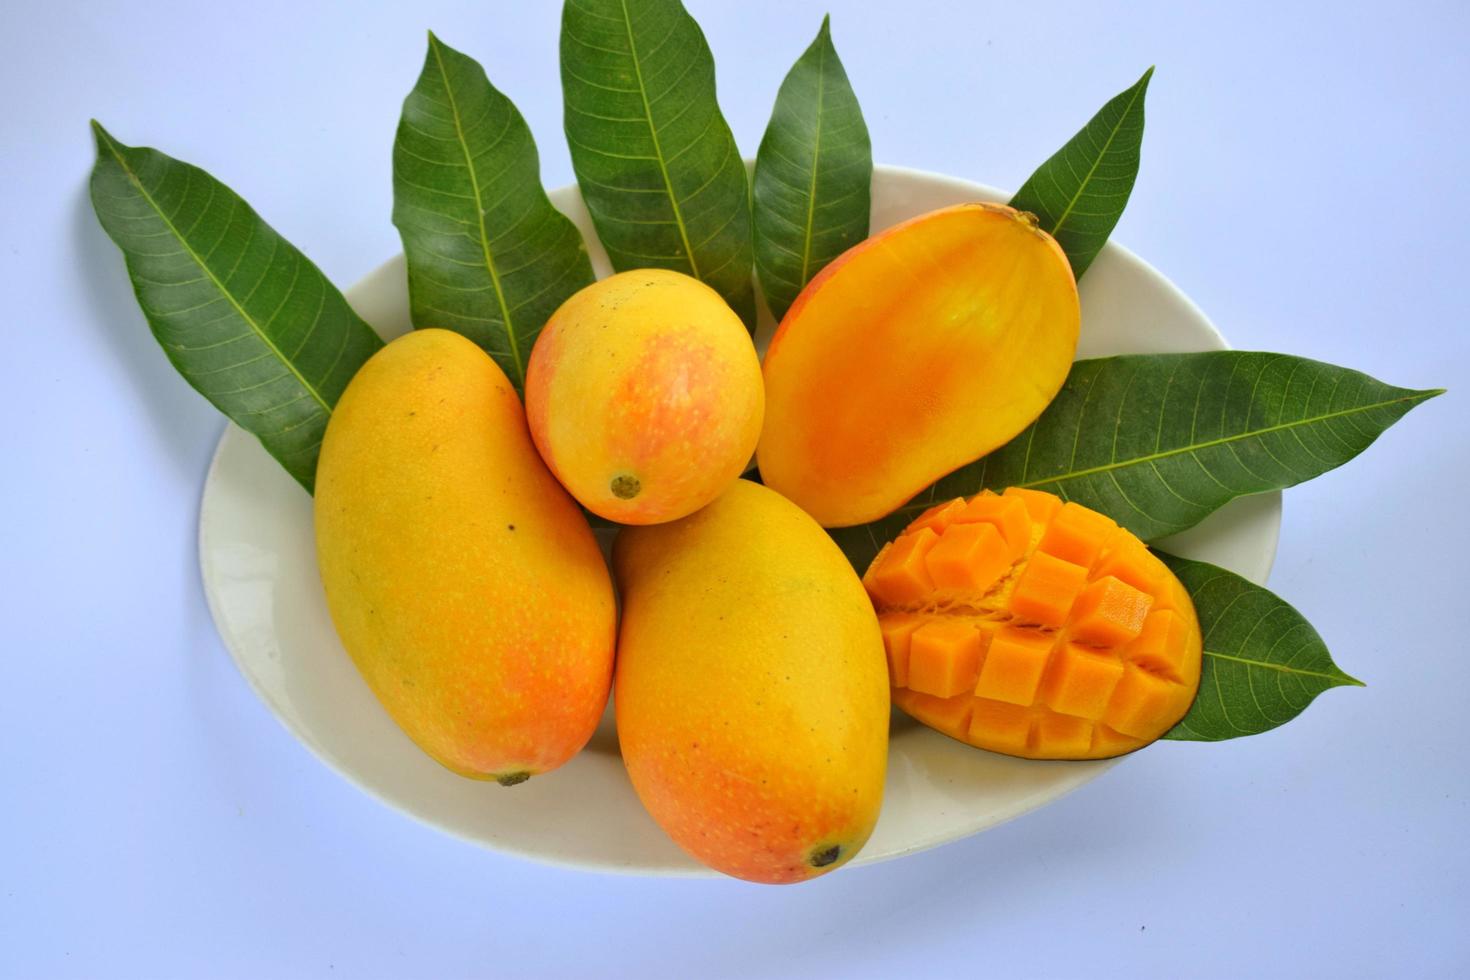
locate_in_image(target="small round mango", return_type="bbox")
[864,488,1202,759]
[614,480,890,883]
[525,269,763,525]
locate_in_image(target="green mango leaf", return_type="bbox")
[830,351,1441,571]
[1158,552,1363,741]
[88,122,383,493]
[560,0,755,327]
[393,32,594,391]
[1010,67,1152,279]
[752,15,872,322]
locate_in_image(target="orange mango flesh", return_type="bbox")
[863,488,1203,760]
[758,203,1080,527]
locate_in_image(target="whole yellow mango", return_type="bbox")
[613,480,890,883]
[525,269,763,525]
[314,329,616,784]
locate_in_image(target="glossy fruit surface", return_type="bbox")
[759,203,1080,527]
[614,480,889,882]
[315,329,616,782]
[526,269,763,525]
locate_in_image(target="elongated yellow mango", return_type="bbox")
[614,480,890,883]
[314,329,616,783]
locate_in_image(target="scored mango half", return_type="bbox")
[863,488,1202,760]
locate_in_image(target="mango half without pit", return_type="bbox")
[758,202,1080,528]
[314,329,617,783]
[865,488,1202,759]
[614,480,890,883]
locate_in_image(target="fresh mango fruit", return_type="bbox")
[315,329,616,783]
[758,203,1080,527]
[864,488,1202,759]
[526,269,764,524]
[614,480,890,883]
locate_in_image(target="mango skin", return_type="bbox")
[525,269,763,525]
[613,480,890,883]
[759,203,1081,527]
[314,329,616,783]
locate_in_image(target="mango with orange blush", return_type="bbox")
[613,480,890,884]
[526,270,763,525]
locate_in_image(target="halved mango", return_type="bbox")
[868,488,1203,760]
[758,203,1080,527]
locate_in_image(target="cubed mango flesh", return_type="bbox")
[1125,610,1193,681]
[877,613,923,688]
[1069,576,1153,647]
[897,690,977,739]
[908,620,983,698]
[926,522,1011,593]
[868,488,1203,759]
[974,626,1052,706]
[906,498,968,536]
[956,491,1033,560]
[1010,551,1089,627]
[1038,502,1118,568]
[1002,486,1062,524]
[862,527,939,606]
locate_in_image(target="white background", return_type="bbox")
[4,1,1467,976]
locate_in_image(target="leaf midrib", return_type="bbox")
[94,125,330,415]
[1200,647,1360,684]
[1019,390,1430,488]
[889,388,1430,521]
[618,0,700,278]
[1045,70,1148,238]
[798,32,826,287]
[429,36,524,387]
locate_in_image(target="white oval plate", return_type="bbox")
[200,166,1280,876]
